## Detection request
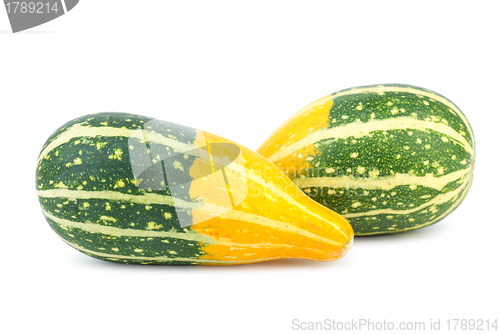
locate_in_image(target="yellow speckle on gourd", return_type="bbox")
[108,148,123,160]
[369,169,380,178]
[147,222,163,230]
[114,180,126,189]
[173,161,184,171]
[96,142,107,150]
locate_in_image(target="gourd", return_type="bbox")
[257,84,475,235]
[36,112,353,264]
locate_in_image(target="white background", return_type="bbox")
[1,1,499,333]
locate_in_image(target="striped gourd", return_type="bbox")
[257,84,475,235]
[36,112,353,265]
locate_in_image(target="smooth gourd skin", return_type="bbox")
[36,112,353,265]
[257,84,475,235]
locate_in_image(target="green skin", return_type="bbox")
[36,113,208,264]
[293,85,474,235]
